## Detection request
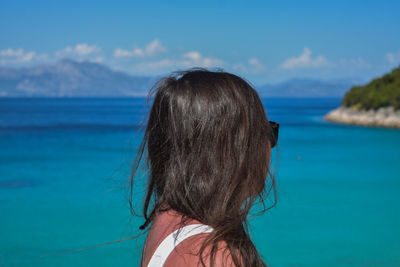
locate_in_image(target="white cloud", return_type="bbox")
[248,58,265,73]
[385,51,400,65]
[90,56,104,63]
[0,48,36,65]
[145,39,167,56]
[181,51,223,68]
[55,43,101,57]
[232,58,266,73]
[135,59,174,70]
[54,43,103,63]
[132,51,223,73]
[232,63,246,72]
[338,57,371,68]
[114,47,144,57]
[74,44,100,55]
[280,47,330,69]
[114,39,167,58]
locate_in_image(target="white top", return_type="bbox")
[147,224,214,267]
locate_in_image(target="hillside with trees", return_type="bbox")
[342,65,400,110]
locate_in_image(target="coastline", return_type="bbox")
[324,106,400,128]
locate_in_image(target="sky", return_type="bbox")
[1,0,400,85]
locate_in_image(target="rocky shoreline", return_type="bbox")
[324,106,400,128]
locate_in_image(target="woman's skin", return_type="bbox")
[141,209,235,267]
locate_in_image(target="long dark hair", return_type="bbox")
[130,68,277,267]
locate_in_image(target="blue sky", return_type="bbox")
[1,0,399,84]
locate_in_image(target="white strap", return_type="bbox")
[147,224,214,267]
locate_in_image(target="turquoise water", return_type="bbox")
[1,97,399,266]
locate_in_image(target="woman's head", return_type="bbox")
[131,68,277,267]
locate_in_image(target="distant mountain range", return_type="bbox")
[0,59,356,97]
[0,59,157,97]
[257,78,355,98]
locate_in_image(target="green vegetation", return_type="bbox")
[342,65,400,110]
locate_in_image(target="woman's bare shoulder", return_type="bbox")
[164,235,236,267]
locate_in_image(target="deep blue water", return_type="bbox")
[1,97,400,267]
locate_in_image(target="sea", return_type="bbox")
[1,97,399,267]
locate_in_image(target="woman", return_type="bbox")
[130,68,279,267]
